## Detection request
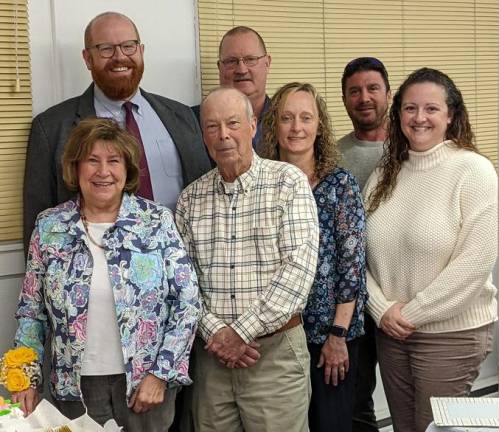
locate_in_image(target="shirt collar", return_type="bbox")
[128,90,146,118]
[215,151,261,195]
[94,85,144,118]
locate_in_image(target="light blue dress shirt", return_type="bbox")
[94,85,183,210]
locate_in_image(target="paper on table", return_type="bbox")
[426,422,499,432]
[431,397,499,428]
[25,399,122,431]
[66,414,121,432]
[25,399,69,429]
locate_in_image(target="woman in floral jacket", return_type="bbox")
[13,118,200,431]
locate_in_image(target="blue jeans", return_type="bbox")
[55,374,177,432]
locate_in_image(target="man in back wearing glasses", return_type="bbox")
[192,26,272,149]
[23,11,211,253]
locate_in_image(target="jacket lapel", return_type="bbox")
[74,84,97,126]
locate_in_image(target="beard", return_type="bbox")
[91,58,144,101]
[349,103,388,132]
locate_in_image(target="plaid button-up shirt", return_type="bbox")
[176,153,319,343]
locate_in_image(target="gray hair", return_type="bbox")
[200,86,254,125]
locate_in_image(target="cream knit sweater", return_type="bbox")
[364,141,498,333]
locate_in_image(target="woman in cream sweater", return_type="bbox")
[364,68,497,432]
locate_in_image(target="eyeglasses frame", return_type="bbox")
[218,54,267,70]
[86,40,141,59]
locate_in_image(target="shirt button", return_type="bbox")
[230,264,235,269]
[231,294,236,299]
[231,235,236,240]
[232,207,236,211]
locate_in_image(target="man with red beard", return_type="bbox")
[23,11,211,253]
[338,57,391,432]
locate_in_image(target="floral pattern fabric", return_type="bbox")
[303,168,367,344]
[15,193,200,401]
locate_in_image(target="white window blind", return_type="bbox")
[0,0,31,242]
[198,0,498,167]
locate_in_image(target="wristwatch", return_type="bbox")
[330,324,348,338]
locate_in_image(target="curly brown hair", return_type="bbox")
[259,82,340,181]
[366,67,477,212]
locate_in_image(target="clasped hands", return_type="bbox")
[380,302,416,340]
[205,326,260,368]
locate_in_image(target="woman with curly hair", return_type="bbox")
[260,82,367,432]
[364,68,497,432]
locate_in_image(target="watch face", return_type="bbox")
[331,325,347,337]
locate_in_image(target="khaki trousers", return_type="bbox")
[376,324,494,432]
[192,325,311,432]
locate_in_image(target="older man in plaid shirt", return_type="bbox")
[176,87,319,432]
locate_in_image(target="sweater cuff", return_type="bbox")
[367,296,396,327]
[401,299,426,327]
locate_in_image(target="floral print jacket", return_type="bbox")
[15,193,200,401]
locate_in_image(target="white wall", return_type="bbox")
[29,0,200,116]
[1,0,497,417]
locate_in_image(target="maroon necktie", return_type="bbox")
[123,101,154,200]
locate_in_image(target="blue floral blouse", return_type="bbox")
[15,193,200,401]
[303,168,367,344]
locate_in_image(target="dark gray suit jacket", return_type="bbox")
[23,84,211,252]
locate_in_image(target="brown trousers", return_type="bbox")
[376,324,494,432]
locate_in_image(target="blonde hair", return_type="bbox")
[260,82,340,181]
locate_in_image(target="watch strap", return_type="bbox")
[330,324,348,338]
